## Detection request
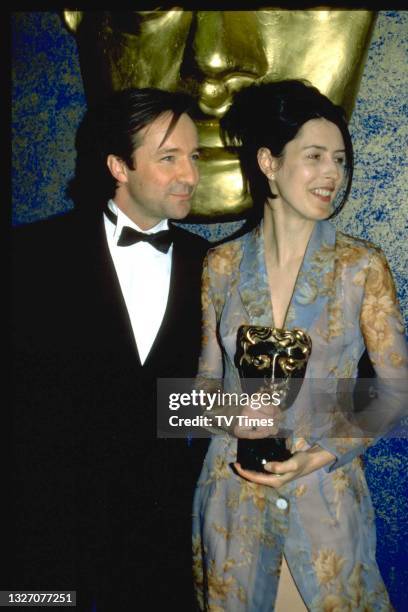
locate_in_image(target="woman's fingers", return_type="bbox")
[264,458,298,473]
[233,462,288,487]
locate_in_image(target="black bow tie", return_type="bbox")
[117,226,173,253]
[104,207,173,253]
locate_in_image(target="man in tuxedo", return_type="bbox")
[12,88,208,611]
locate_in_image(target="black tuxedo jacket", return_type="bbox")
[12,210,209,610]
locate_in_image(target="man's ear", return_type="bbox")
[107,155,128,184]
[257,147,279,181]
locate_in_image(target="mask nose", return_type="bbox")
[181,11,268,117]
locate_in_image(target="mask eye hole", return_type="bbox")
[108,10,166,35]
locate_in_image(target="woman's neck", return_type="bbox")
[263,201,316,267]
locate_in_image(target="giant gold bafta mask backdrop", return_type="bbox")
[63,10,376,219]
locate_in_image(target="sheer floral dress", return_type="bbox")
[192,221,407,611]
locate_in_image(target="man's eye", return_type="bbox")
[161,155,175,162]
[191,153,200,162]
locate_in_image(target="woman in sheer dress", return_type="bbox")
[192,80,407,611]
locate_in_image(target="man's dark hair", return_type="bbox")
[220,79,354,224]
[68,87,195,210]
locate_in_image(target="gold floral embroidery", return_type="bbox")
[222,558,237,572]
[208,242,242,276]
[346,563,366,610]
[201,263,211,312]
[332,469,351,520]
[239,480,267,512]
[310,242,336,269]
[336,237,368,268]
[201,327,210,348]
[317,593,352,612]
[358,248,403,365]
[361,293,396,353]
[207,455,231,483]
[293,484,307,497]
[364,249,396,297]
[313,549,346,586]
[207,560,238,601]
[212,523,232,541]
[315,593,350,612]
[327,300,345,340]
[192,534,205,609]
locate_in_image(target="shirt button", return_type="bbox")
[276,498,288,510]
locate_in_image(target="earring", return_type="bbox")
[269,173,275,181]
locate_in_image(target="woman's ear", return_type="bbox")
[106,155,128,184]
[257,148,278,181]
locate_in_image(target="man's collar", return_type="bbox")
[106,200,169,238]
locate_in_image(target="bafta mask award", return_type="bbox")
[235,326,312,471]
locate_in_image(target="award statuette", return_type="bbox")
[235,326,312,471]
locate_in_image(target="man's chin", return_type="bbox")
[169,201,192,221]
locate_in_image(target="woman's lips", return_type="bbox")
[310,188,334,203]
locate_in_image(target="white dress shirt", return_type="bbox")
[104,200,172,365]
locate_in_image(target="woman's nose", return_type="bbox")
[324,157,343,180]
[181,11,268,117]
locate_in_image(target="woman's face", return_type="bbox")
[266,118,346,221]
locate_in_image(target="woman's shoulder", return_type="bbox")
[205,232,247,274]
[335,229,387,266]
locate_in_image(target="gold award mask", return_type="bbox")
[63,10,376,218]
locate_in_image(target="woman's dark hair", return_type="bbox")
[68,87,195,211]
[220,79,353,223]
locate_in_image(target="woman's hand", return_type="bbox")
[234,445,336,488]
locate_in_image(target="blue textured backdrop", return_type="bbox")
[12,11,408,609]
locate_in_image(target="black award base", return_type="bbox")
[237,437,293,472]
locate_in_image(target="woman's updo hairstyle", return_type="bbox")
[220,79,353,222]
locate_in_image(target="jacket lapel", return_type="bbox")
[237,221,337,332]
[288,221,337,331]
[141,244,179,370]
[237,224,274,327]
[91,214,143,366]
[142,226,192,371]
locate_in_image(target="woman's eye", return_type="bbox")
[335,157,345,166]
[307,153,320,160]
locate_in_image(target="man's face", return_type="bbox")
[112,112,199,229]
[65,10,375,217]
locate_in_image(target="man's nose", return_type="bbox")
[181,11,268,117]
[178,158,199,186]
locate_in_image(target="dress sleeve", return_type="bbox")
[194,253,240,435]
[313,247,408,471]
[196,253,224,381]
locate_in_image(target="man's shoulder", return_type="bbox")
[171,224,210,255]
[11,211,91,282]
[12,211,80,248]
